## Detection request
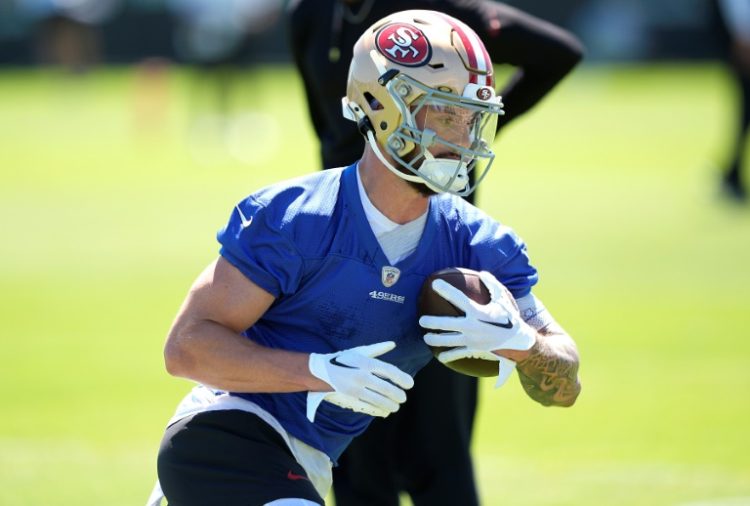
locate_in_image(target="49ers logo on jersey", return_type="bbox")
[375,23,432,67]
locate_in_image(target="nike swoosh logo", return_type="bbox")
[330,357,356,369]
[479,319,513,329]
[236,205,253,229]
[287,470,309,481]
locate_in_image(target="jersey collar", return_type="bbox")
[342,163,438,269]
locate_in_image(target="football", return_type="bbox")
[417,267,517,377]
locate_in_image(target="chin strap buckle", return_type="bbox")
[342,97,374,135]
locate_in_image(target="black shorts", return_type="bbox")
[157,410,324,506]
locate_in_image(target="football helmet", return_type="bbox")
[342,10,504,196]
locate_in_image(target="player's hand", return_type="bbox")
[419,271,536,387]
[306,341,414,422]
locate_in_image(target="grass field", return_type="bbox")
[0,63,749,505]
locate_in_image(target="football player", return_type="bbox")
[287,1,584,504]
[151,10,580,506]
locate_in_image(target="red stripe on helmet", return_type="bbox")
[477,39,494,87]
[435,13,492,86]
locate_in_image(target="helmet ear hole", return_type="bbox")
[364,92,383,111]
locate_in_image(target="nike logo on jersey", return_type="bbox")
[479,319,513,329]
[236,205,253,229]
[329,357,356,369]
[287,470,310,481]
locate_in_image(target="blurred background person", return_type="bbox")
[287,1,584,504]
[18,0,123,72]
[167,0,282,126]
[164,0,283,166]
[713,0,750,202]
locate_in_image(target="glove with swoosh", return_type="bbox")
[307,341,414,422]
[419,271,536,387]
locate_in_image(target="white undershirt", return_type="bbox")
[356,166,427,264]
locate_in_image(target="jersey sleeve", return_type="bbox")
[468,219,538,299]
[217,197,304,298]
[489,233,538,299]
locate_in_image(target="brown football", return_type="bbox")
[417,267,502,377]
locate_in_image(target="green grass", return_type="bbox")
[1,63,749,505]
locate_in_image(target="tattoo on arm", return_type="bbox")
[516,330,581,407]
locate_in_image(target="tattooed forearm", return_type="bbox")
[516,334,581,407]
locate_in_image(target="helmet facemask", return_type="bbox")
[381,72,502,196]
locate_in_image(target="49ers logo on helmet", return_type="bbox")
[476,87,493,101]
[375,23,432,67]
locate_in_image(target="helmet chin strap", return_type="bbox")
[365,129,468,194]
[342,96,423,188]
[419,150,469,192]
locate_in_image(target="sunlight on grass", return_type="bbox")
[0,64,748,505]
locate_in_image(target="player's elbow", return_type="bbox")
[163,330,196,379]
[555,380,581,407]
[533,380,580,408]
[536,352,581,408]
[552,362,581,408]
[556,352,581,407]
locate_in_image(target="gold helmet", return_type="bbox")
[342,9,504,196]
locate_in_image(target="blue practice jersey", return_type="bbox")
[217,163,538,463]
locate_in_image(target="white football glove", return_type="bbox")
[306,341,414,422]
[419,271,536,388]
